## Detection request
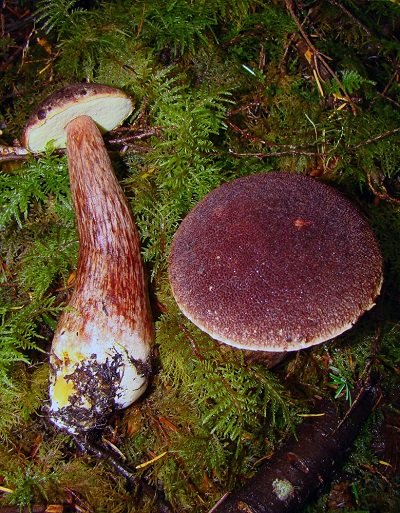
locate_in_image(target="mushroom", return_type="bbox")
[23,84,154,434]
[168,173,382,357]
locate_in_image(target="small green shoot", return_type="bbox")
[329,366,353,406]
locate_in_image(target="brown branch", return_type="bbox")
[351,127,400,151]
[209,374,380,513]
[224,125,399,162]
[0,154,28,164]
[0,126,159,163]
[377,92,400,110]
[280,8,313,71]
[228,149,325,159]
[226,120,273,145]
[367,173,400,206]
[106,127,162,145]
[380,64,399,99]
[226,120,321,153]
[73,437,173,513]
[327,0,373,38]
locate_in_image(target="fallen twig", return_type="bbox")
[367,173,400,206]
[285,0,357,114]
[106,126,162,145]
[0,126,159,163]
[0,144,29,163]
[351,127,400,151]
[228,149,325,159]
[209,375,380,513]
[73,437,173,513]
[327,0,373,38]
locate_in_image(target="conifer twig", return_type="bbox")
[378,92,400,110]
[0,123,161,163]
[379,64,400,102]
[178,321,205,361]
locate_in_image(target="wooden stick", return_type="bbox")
[209,375,380,513]
[284,0,356,114]
[73,437,173,513]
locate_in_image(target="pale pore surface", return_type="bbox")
[25,95,133,152]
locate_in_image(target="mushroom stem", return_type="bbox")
[49,115,153,434]
[66,115,145,305]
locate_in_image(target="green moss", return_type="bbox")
[1,0,400,511]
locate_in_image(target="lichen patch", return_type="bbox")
[272,477,295,501]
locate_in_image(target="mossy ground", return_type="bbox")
[0,1,399,512]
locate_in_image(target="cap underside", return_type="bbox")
[23,85,133,153]
[169,173,383,352]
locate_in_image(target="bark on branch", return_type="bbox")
[210,376,380,513]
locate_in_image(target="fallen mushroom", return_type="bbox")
[23,84,154,434]
[168,172,382,354]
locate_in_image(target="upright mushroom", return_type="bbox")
[23,84,154,435]
[168,173,382,354]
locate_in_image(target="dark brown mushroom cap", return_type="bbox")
[22,83,133,153]
[168,173,383,352]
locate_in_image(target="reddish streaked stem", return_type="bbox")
[65,114,152,337]
[48,114,153,434]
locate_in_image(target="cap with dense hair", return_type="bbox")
[22,83,133,153]
[169,173,383,352]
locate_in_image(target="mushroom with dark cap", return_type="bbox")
[23,84,154,435]
[168,173,382,354]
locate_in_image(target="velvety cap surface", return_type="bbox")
[22,83,133,152]
[169,173,383,352]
